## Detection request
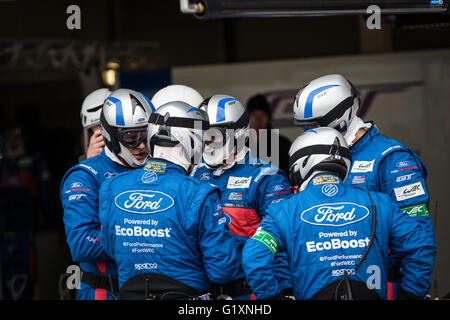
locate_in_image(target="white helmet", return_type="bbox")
[147,101,209,173]
[151,84,204,109]
[293,74,360,133]
[199,94,249,168]
[288,127,352,188]
[100,89,155,168]
[80,88,111,152]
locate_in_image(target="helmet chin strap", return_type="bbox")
[153,144,191,173]
[105,146,125,166]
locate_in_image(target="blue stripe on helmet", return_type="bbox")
[304,85,340,119]
[187,107,197,113]
[140,92,155,112]
[216,98,237,122]
[107,97,125,126]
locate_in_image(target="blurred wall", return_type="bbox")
[172,48,450,296]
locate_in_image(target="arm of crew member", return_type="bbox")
[60,170,111,262]
[388,198,435,298]
[98,179,115,259]
[242,214,283,299]
[198,189,244,284]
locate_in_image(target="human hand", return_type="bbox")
[86,128,105,159]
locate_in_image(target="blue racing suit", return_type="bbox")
[242,173,435,300]
[346,123,434,298]
[98,159,242,295]
[191,152,292,297]
[60,149,129,300]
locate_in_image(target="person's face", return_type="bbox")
[250,110,270,131]
[128,141,149,164]
[119,128,149,164]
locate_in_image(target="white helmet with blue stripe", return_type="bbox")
[199,94,249,168]
[293,74,360,133]
[100,88,155,168]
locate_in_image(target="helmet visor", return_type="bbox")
[118,128,147,149]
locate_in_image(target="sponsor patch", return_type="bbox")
[313,174,339,186]
[223,203,245,208]
[228,192,244,201]
[114,190,174,214]
[104,172,118,179]
[306,237,370,253]
[141,171,157,184]
[270,198,288,204]
[400,203,429,217]
[199,172,210,181]
[252,229,279,256]
[351,175,366,185]
[227,176,252,189]
[70,182,83,188]
[394,182,425,202]
[115,225,171,237]
[68,194,87,201]
[301,202,370,227]
[396,173,416,183]
[271,184,286,192]
[80,164,98,175]
[381,145,401,156]
[144,161,166,173]
[134,263,157,271]
[321,184,339,197]
[351,160,375,173]
[396,161,411,168]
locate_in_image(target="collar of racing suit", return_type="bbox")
[344,116,372,147]
[210,146,250,176]
[349,121,378,153]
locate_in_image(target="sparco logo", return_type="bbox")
[114,190,174,214]
[301,202,370,227]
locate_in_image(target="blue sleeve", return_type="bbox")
[98,178,114,259]
[60,168,111,262]
[251,167,292,291]
[387,196,435,298]
[379,150,429,212]
[242,212,284,299]
[379,151,433,267]
[198,188,243,284]
[251,166,292,219]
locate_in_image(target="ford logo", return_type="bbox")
[396,161,411,168]
[114,190,174,215]
[301,202,370,227]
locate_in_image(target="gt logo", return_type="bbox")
[396,173,416,183]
